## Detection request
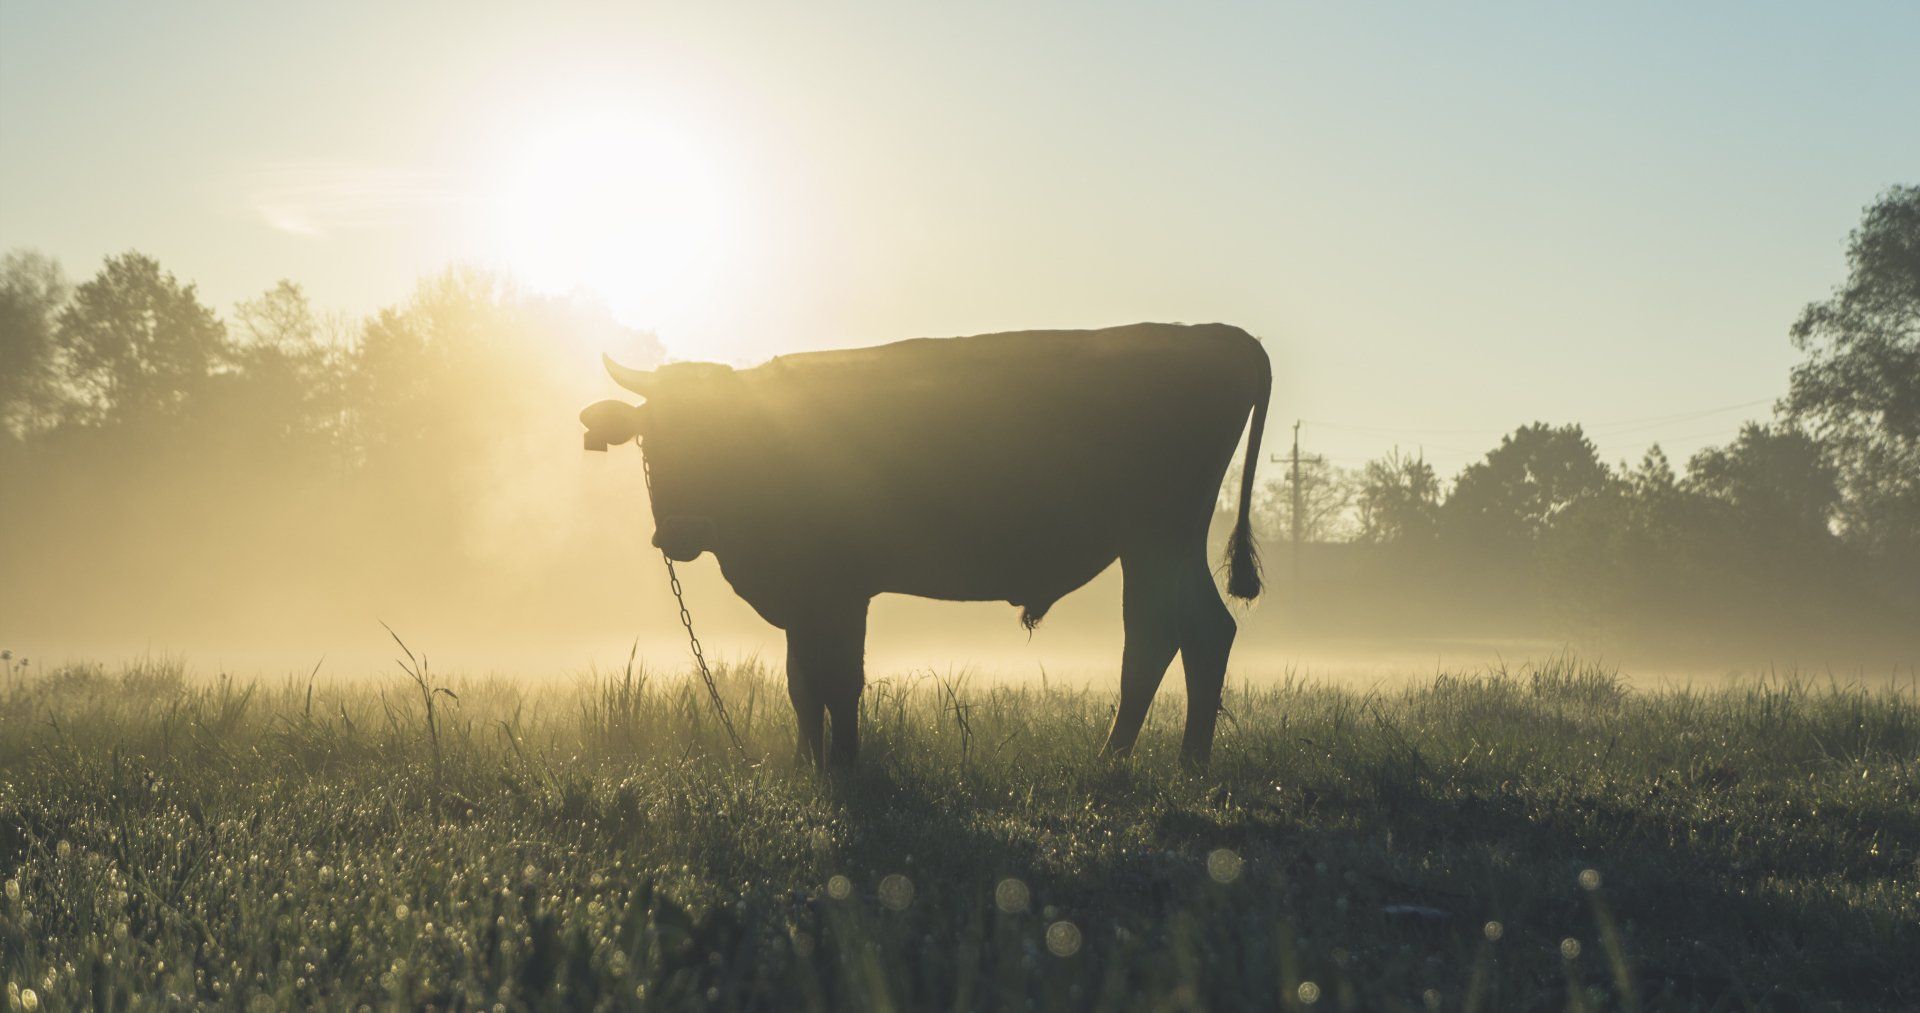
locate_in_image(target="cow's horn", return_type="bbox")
[603,353,657,396]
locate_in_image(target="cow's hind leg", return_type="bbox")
[1101,551,1182,758]
[1177,555,1236,768]
[784,597,870,769]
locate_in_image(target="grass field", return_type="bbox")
[1,653,1915,1011]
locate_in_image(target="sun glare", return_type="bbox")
[486,111,733,334]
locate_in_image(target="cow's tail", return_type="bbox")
[1224,359,1271,601]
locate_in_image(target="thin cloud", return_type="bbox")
[243,162,461,237]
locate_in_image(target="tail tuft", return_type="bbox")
[1226,515,1262,600]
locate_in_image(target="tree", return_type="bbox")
[1616,444,1701,600]
[0,250,70,437]
[1686,423,1840,538]
[225,280,343,445]
[56,252,227,424]
[1624,445,1681,511]
[1355,449,1441,543]
[1786,185,1920,562]
[344,267,667,460]
[1444,423,1611,544]
[343,267,534,466]
[1672,423,1856,640]
[234,279,322,350]
[1258,460,1356,543]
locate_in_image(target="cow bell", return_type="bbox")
[580,399,647,452]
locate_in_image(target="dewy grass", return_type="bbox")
[0,656,1914,1009]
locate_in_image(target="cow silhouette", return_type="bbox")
[583,323,1270,767]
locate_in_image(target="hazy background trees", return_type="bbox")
[1354,450,1440,545]
[1235,187,1919,659]
[2,187,1915,665]
[0,250,67,437]
[1259,457,1358,545]
[0,251,666,650]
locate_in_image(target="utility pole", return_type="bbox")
[1271,420,1324,593]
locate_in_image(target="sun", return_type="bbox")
[486,109,733,332]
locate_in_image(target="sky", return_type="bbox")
[3,0,1917,476]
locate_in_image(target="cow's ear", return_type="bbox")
[604,353,656,397]
[580,399,648,452]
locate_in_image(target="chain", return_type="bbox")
[639,445,746,758]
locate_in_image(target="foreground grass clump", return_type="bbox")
[1,656,1915,1010]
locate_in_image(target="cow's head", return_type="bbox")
[583,355,745,562]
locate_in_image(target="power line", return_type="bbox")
[1583,397,1778,435]
[1302,420,1509,438]
[1594,425,1761,459]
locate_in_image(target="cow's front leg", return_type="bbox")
[785,640,825,767]
[783,596,871,769]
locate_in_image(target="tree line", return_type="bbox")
[0,252,664,640]
[1241,186,1917,656]
[2,187,1914,658]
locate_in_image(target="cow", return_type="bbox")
[581,322,1271,768]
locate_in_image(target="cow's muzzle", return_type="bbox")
[580,400,646,452]
[652,516,717,562]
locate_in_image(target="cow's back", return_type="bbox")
[723,323,1267,604]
